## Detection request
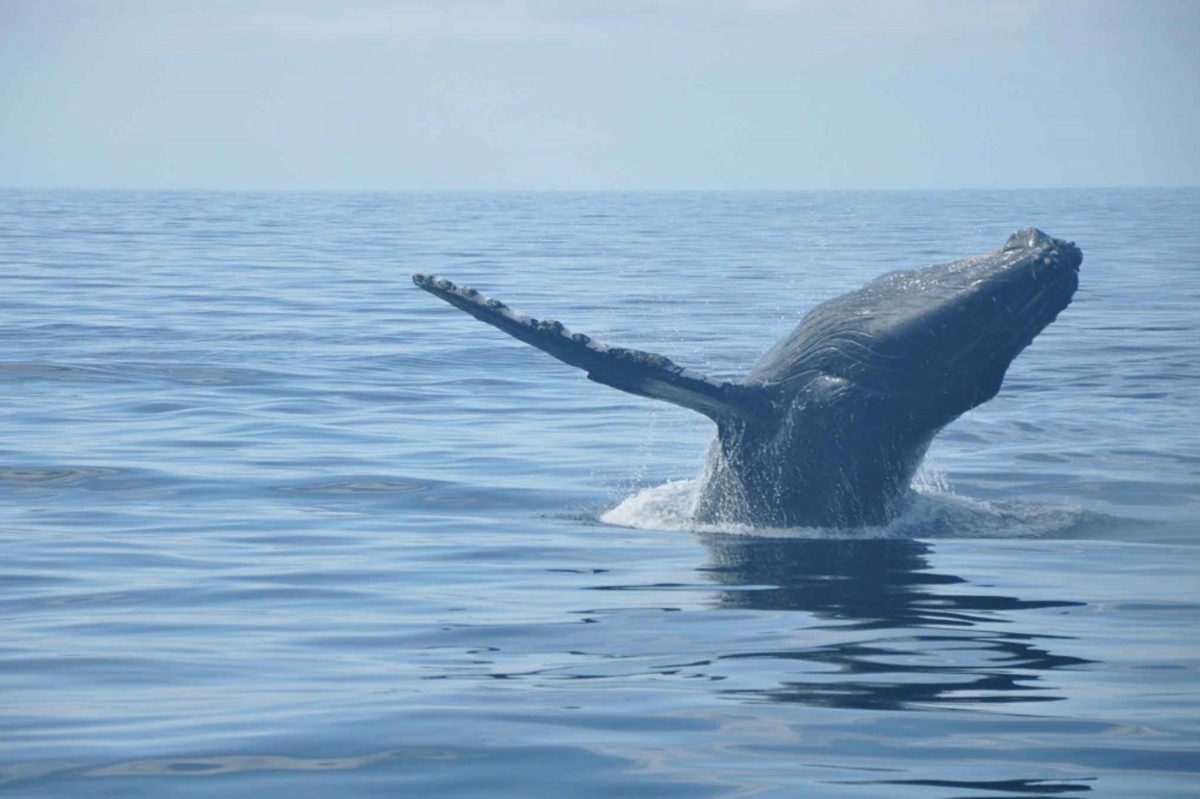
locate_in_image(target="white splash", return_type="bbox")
[911,460,952,495]
[601,475,1092,541]
[600,479,706,533]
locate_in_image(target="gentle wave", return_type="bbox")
[4,189,1200,798]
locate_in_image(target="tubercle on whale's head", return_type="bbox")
[1003,226,1059,252]
[1002,227,1082,272]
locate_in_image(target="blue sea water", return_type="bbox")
[1,188,1198,797]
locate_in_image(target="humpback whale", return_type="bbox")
[413,227,1081,528]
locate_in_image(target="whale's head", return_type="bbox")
[753,227,1081,432]
[697,228,1083,527]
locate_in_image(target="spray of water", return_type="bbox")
[600,468,1095,540]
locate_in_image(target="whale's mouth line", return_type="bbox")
[941,272,1075,378]
[965,254,1078,337]
[1018,263,1078,327]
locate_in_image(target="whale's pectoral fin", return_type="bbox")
[413,274,771,423]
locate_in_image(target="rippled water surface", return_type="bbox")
[2,189,1198,797]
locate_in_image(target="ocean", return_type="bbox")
[2,188,1198,797]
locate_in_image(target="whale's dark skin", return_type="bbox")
[413,227,1081,528]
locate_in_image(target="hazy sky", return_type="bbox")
[2,0,1198,190]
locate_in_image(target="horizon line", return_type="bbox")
[2,184,1198,194]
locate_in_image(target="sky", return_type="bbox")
[1,0,1198,191]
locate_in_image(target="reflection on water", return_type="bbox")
[701,536,1090,711]
[849,776,1094,795]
